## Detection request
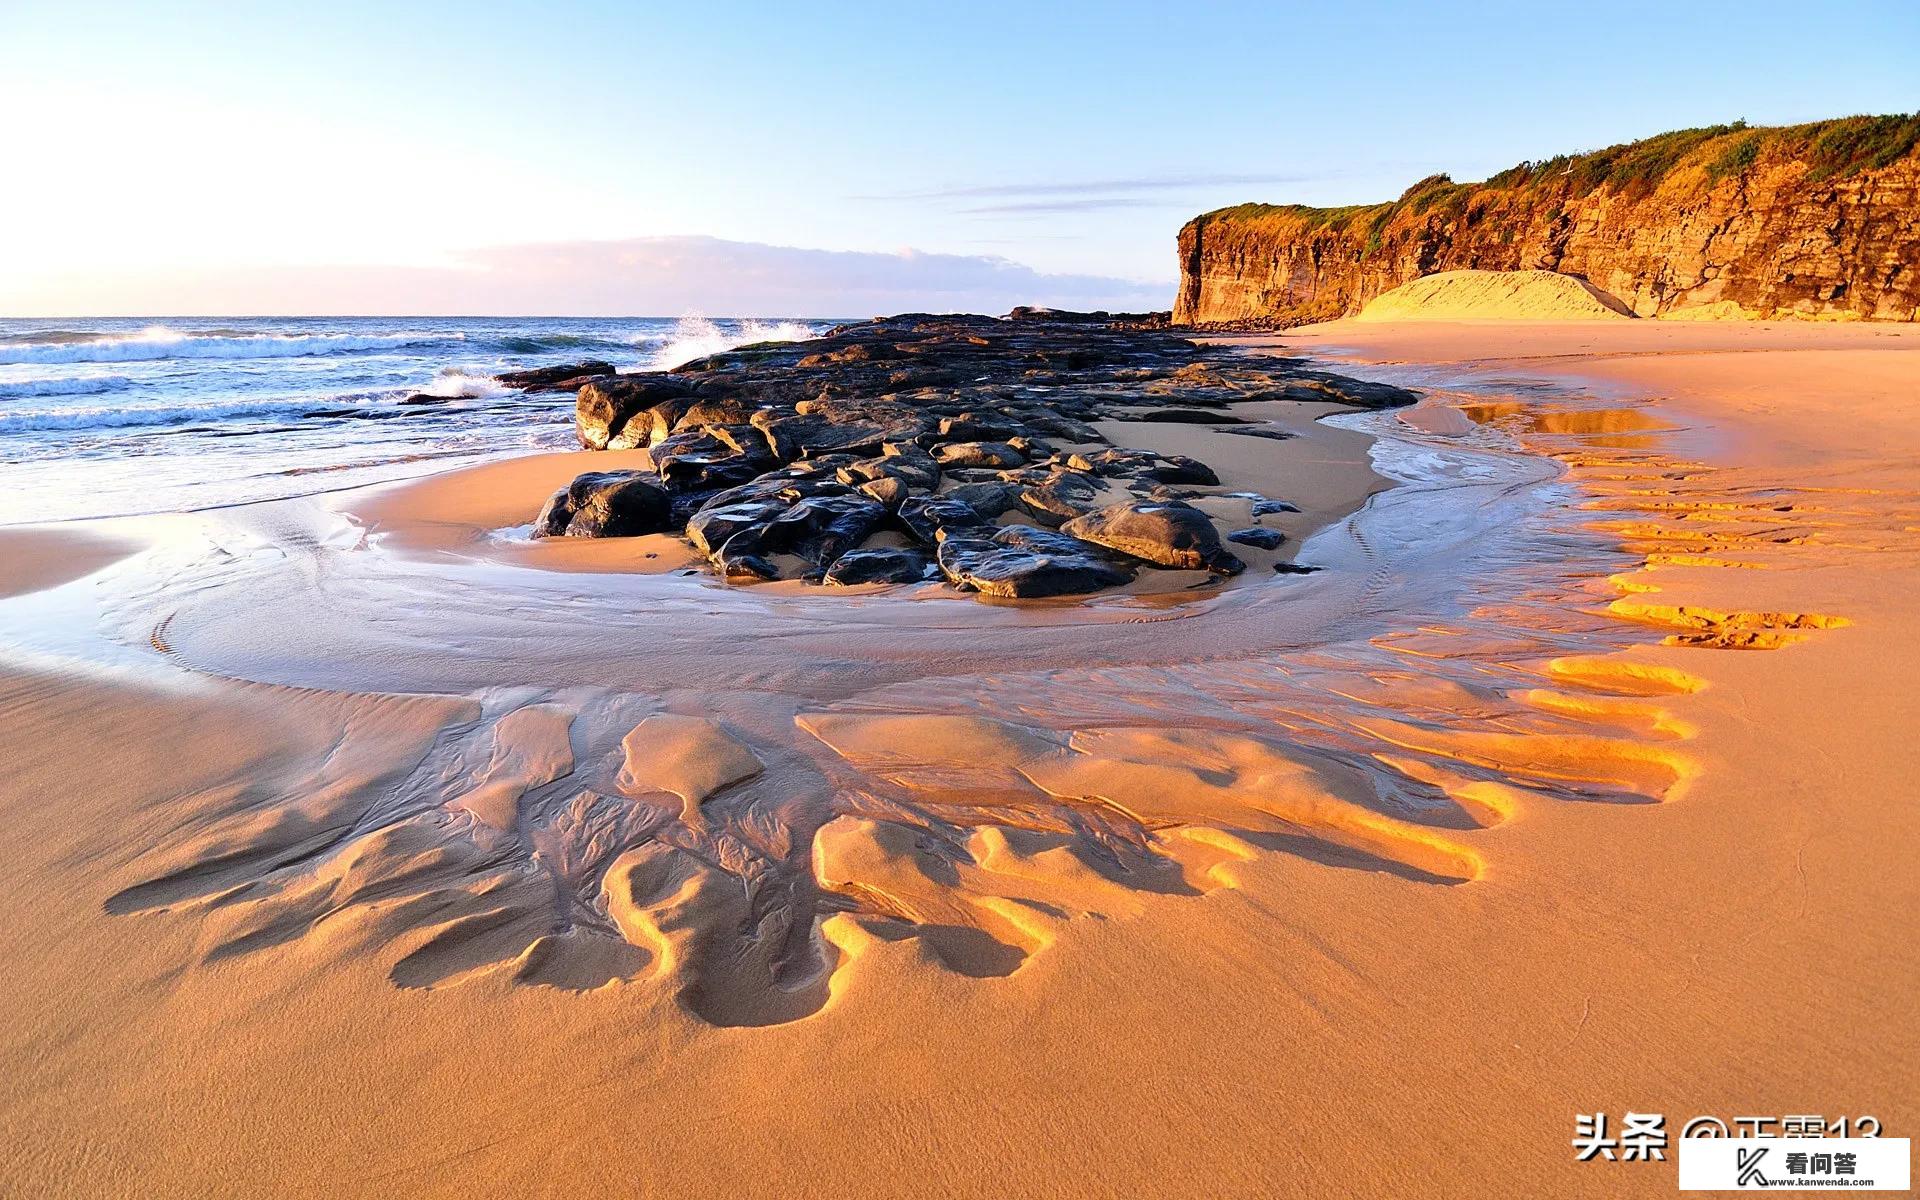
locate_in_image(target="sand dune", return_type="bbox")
[1357,268,1635,322]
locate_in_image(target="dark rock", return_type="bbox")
[1251,497,1301,516]
[1141,454,1219,486]
[686,496,791,558]
[685,482,886,581]
[936,526,1135,598]
[1133,408,1249,424]
[837,444,941,491]
[498,360,617,391]
[822,546,939,586]
[764,493,889,571]
[1062,500,1244,574]
[541,310,1400,594]
[677,396,761,430]
[576,376,695,450]
[931,441,1026,469]
[1017,470,1105,527]
[942,481,1021,519]
[754,410,922,460]
[399,394,452,406]
[1220,426,1295,441]
[1273,562,1322,575]
[1227,527,1286,550]
[710,423,774,458]
[1291,373,1420,410]
[857,476,909,509]
[1022,412,1105,443]
[647,429,768,492]
[535,471,673,539]
[896,495,992,544]
[938,413,1021,441]
[799,342,893,367]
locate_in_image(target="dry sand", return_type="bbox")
[0,320,1914,1197]
[1355,268,1636,321]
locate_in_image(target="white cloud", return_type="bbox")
[6,236,1174,318]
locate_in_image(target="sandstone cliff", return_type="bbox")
[1174,115,1920,325]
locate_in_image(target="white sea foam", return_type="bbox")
[640,315,816,371]
[0,326,459,366]
[0,395,371,433]
[416,367,513,399]
[0,373,135,399]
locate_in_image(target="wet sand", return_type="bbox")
[1,321,1914,1196]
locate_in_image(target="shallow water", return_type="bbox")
[1,348,1746,1024]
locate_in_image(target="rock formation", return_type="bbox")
[1174,115,1920,325]
[509,312,1417,598]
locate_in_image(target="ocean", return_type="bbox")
[0,315,826,526]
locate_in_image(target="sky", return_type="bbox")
[1,0,1915,317]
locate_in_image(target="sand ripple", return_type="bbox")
[19,364,1883,1027]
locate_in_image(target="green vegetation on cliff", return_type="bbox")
[1188,113,1920,252]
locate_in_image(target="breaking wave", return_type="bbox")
[0,326,460,366]
[0,373,135,399]
[415,368,513,400]
[0,395,358,433]
[642,315,817,371]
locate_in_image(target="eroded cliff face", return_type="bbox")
[1174,119,1920,324]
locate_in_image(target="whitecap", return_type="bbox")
[0,373,135,399]
[637,315,817,372]
[413,367,513,400]
[0,326,462,366]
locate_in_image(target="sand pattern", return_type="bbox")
[70,345,1881,1030]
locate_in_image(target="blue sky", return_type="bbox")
[2,0,1915,315]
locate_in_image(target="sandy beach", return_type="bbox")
[1,318,1914,1197]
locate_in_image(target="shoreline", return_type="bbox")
[0,319,1914,1196]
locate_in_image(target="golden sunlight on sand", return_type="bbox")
[0,321,1912,1197]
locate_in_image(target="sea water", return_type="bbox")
[0,315,825,525]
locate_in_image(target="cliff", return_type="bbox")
[1174,115,1920,325]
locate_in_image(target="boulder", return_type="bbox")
[646,429,769,492]
[1021,412,1104,443]
[942,481,1021,519]
[1017,470,1104,527]
[896,495,992,544]
[837,444,941,491]
[821,546,939,586]
[686,484,886,582]
[1062,500,1244,574]
[857,476,909,509]
[753,411,923,461]
[575,376,694,450]
[938,413,1021,441]
[534,470,673,539]
[1134,408,1248,424]
[931,441,1026,469]
[1227,527,1285,550]
[1141,454,1219,486]
[935,525,1136,598]
[878,443,942,487]
[676,396,761,430]
[498,359,617,391]
[765,493,889,570]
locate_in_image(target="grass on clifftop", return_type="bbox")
[1190,113,1920,243]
